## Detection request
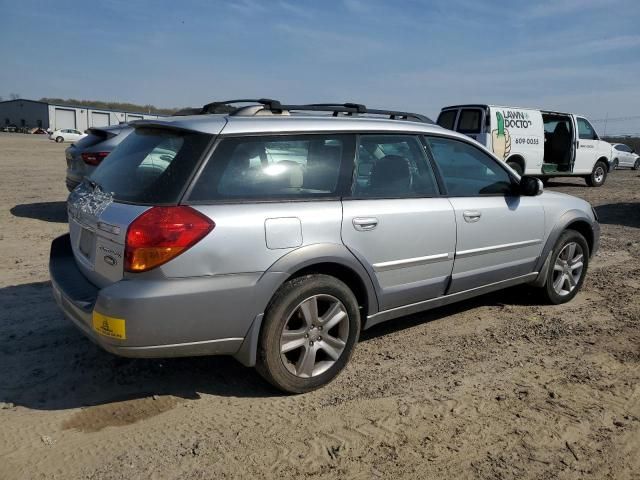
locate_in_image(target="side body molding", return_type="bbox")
[233,243,379,367]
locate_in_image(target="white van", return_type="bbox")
[437,105,612,186]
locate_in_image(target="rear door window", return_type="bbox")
[188,134,355,202]
[89,127,212,204]
[437,110,457,130]
[456,109,483,134]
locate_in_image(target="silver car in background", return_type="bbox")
[50,100,600,393]
[64,125,133,191]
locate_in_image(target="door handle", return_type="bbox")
[463,210,482,223]
[353,217,378,231]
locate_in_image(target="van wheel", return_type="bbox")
[585,161,607,187]
[55,136,64,143]
[507,161,524,176]
[256,274,360,394]
[538,230,589,305]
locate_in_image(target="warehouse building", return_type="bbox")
[0,98,163,131]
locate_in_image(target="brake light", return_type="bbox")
[125,206,214,272]
[81,151,109,166]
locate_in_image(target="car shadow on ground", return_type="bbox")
[0,281,278,411]
[0,280,543,410]
[10,201,67,223]
[594,203,640,229]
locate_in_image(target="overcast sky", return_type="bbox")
[2,0,639,133]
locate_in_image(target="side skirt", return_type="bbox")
[364,272,538,329]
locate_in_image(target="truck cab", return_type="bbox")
[437,104,612,187]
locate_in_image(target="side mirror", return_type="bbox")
[520,176,543,196]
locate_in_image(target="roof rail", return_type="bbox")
[198,99,433,123]
[287,104,432,123]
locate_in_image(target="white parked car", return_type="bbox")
[437,105,613,187]
[610,143,640,170]
[49,128,86,143]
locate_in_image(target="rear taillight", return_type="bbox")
[125,206,214,273]
[81,151,109,166]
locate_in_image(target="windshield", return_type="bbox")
[89,128,211,204]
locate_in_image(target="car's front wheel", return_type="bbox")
[612,159,619,170]
[55,136,64,143]
[585,161,607,187]
[538,230,589,305]
[256,274,360,393]
[634,159,640,171]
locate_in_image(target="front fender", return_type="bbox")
[531,209,599,286]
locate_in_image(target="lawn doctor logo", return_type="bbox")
[491,110,534,159]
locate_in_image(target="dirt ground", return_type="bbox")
[0,133,638,480]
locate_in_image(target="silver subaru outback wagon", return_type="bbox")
[50,100,600,393]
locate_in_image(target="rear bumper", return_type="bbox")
[49,234,282,358]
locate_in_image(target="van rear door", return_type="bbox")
[438,107,489,147]
[455,108,486,143]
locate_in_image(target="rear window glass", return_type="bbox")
[73,132,105,149]
[437,110,457,130]
[189,134,354,202]
[457,109,482,133]
[89,128,211,204]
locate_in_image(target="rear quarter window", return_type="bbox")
[188,134,355,202]
[89,128,212,204]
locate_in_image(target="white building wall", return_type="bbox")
[47,104,163,131]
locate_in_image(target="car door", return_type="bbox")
[425,135,545,294]
[341,134,456,311]
[620,145,633,167]
[573,117,600,174]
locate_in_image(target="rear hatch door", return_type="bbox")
[67,122,221,288]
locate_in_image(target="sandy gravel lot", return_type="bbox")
[0,133,638,479]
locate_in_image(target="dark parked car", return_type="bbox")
[65,125,133,191]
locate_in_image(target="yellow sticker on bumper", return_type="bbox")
[92,311,126,340]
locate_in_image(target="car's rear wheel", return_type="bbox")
[55,136,64,143]
[585,161,607,187]
[538,230,589,305]
[256,274,360,393]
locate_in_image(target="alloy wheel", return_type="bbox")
[279,294,349,378]
[552,242,584,296]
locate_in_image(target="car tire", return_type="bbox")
[585,161,607,187]
[612,159,619,170]
[256,274,360,394]
[55,136,64,143]
[538,230,589,305]
[507,161,524,176]
[634,159,640,171]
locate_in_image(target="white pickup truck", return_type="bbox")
[437,104,612,187]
